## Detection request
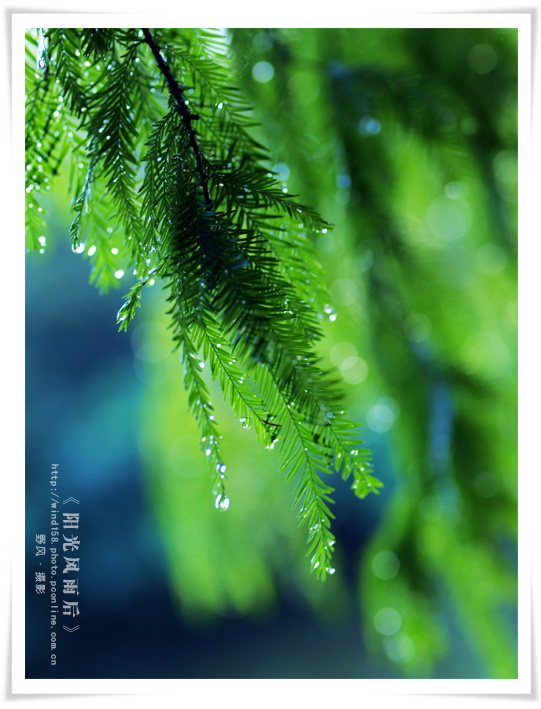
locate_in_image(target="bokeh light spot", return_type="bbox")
[374,608,402,636]
[385,634,415,664]
[330,341,357,366]
[358,116,381,135]
[468,44,498,74]
[252,61,275,83]
[252,31,273,53]
[340,356,368,385]
[337,173,351,189]
[426,197,472,242]
[445,181,468,199]
[272,162,290,181]
[461,332,510,379]
[473,471,500,498]
[372,550,400,580]
[493,150,518,184]
[367,398,399,433]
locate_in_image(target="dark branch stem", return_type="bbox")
[141,28,212,206]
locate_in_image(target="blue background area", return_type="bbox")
[26,236,400,679]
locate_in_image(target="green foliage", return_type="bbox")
[25,27,380,579]
[229,27,517,677]
[26,26,518,678]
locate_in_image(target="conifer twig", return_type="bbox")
[141,28,212,205]
[26,27,382,579]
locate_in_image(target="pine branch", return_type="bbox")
[25,26,383,580]
[266,366,337,579]
[195,312,275,445]
[142,28,212,205]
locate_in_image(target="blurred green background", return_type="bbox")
[26,27,518,679]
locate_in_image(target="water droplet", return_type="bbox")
[215,494,230,510]
[327,567,336,575]
[324,305,337,322]
[87,245,96,256]
[205,448,211,456]
[114,269,124,279]
[199,361,205,369]
[72,243,85,254]
[36,29,47,71]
